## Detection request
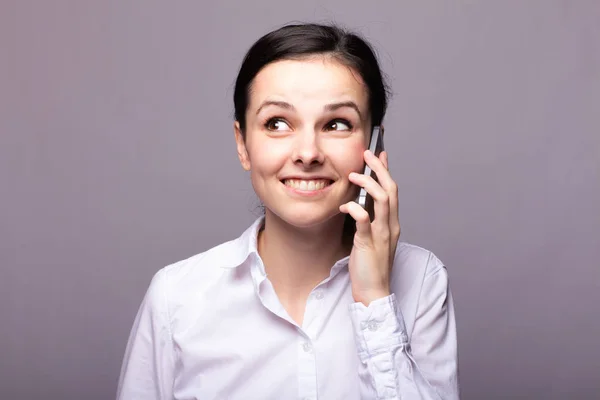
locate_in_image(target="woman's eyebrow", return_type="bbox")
[324,101,362,119]
[255,99,363,119]
[256,100,294,115]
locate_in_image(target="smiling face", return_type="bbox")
[235,57,371,229]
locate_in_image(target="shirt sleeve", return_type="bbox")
[116,269,175,400]
[348,258,459,399]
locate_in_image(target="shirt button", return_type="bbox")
[302,342,313,353]
[367,321,379,331]
[314,291,324,300]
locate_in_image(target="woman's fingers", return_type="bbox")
[344,150,401,247]
[381,150,389,169]
[348,170,390,230]
[339,201,372,242]
[379,151,401,239]
[365,150,395,195]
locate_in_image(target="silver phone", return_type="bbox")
[357,126,384,220]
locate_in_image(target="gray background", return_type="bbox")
[1,1,599,399]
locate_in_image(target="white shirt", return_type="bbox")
[117,217,459,399]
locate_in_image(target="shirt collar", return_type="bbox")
[219,216,264,270]
[219,216,351,275]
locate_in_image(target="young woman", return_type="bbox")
[117,23,459,400]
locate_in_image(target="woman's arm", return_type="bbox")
[340,149,459,398]
[349,259,459,400]
[116,269,175,400]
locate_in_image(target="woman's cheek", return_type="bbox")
[342,140,367,173]
[249,140,289,175]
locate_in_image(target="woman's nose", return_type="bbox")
[292,130,325,166]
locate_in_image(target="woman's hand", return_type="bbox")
[339,150,401,306]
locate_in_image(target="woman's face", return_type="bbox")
[235,57,372,229]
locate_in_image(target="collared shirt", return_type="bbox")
[117,217,459,399]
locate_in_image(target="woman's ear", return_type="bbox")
[234,121,251,171]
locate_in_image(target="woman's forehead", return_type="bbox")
[248,58,369,111]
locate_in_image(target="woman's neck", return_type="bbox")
[257,211,350,300]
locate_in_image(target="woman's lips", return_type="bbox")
[281,178,334,196]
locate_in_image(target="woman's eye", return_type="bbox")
[326,120,352,131]
[265,118,291,131]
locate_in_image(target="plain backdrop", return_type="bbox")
[1,1,599,399]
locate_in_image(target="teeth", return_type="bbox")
[284,179,330,191]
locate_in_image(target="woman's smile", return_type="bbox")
[281,177,335,196]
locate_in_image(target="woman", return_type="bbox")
[117,23,459,400]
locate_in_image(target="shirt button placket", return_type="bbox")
[302,342,313,353]
[297,288,326,400]
[367,320,379,332]
[298,336,318,400]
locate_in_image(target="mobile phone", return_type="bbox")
[357,125,384,221]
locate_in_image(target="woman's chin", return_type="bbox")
[266,205,344,229]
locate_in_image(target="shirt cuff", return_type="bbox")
[348,293,409,362]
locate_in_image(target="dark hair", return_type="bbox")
[233,23,391,244]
